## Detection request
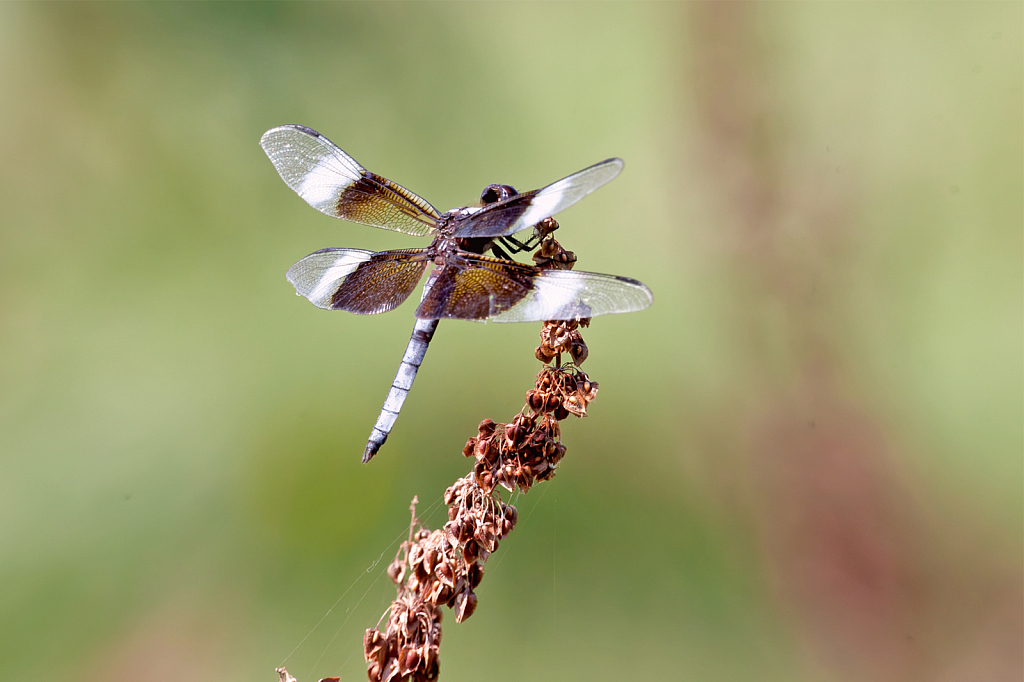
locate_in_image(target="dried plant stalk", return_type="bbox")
[279,229,600,682]
[362,320,596,682]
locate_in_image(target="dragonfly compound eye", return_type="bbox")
[479,183,518,205]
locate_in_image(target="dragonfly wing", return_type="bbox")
[287,248,430,314]
[451,158,624,239]
[261,125,440,236]
[414,254,536,321]
[415,251,651,323]
[487,268,653,323]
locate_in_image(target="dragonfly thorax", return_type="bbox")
[435,205,480,237]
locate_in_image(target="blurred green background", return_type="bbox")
[1,3,1020,681]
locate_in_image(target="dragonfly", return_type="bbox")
[261,125,653,462]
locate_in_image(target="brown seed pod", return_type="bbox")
[454,590,477,623]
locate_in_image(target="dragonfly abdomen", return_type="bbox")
[362,274,440,463]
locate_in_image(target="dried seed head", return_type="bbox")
[364,592,443,682]
[531,229,577,271]
[570,338,588,365]
[467,562,484,588]
[454,590,478,623]
[536,319,590,368]
[387,556,406,585]
[477,419,496,438]
[535,344,558,364]
[400,648,421,676]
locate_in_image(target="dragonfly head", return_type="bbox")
[480,183,518,206]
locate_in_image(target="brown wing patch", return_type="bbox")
[336,172,440,236]
[416,254,538,320]
[330,250,430,314]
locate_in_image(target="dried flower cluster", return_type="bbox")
[531,364,599,418]
[463,360,598,495]
[535,318,590,365]
[363,477,518,681]
[530,218,578,271]
[463,413,562,495]
[363,582,442,682]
